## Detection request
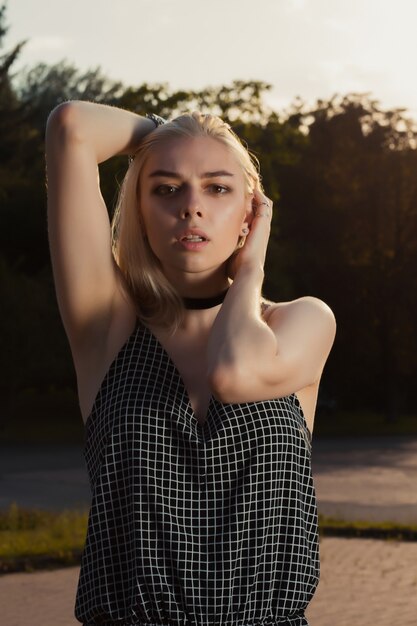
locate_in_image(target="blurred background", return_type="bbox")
[1,0,416,445]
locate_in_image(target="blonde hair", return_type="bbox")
[111,111,263,334]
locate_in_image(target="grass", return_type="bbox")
[317,514,417,542]
[0,503,88,574]
[1,503,416,575]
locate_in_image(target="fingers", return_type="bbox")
[252,188,273,219]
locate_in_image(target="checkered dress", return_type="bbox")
[74,320,320,626]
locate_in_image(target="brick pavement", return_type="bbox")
[306,537,417,625]
[1,537,416,626]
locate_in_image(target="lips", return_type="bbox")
[177,228,209,241]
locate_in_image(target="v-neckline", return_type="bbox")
[142,322,215,429]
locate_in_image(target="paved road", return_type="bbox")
[311,436,417,524]
[1,437,416,523]
[1,537,416,626]
[0,444,90,513]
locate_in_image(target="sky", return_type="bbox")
[4,0,417,120]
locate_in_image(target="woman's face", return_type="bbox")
[139,135,253,284]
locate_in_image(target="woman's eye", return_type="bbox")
[153,185,177,196]
[210,184,229,194]
[153,184,230,196]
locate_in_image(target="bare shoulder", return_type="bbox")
[261,295,337,378]
[261,295,336,329]
[258,296,336,435]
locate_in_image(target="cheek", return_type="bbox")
[140,199,166,237]
[219,199,246,231]
[144,220,164,252]
[139,206,160,250]
[141,209,177,262]
[214,210,244,254]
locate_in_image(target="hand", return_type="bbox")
[227,188,273,280]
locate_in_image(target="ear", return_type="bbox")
[240,192,255,233]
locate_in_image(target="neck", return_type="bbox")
[182,287,229,310]
[162,265,232,300]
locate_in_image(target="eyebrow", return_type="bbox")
[148,169,234,178]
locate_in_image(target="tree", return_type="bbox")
[15,61,124,134]
[0,3,26,163]
[276,93,417,418]
[0,3,44,273]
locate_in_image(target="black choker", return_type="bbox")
[182,288,230,310]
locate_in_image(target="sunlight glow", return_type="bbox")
[5,0,417,120]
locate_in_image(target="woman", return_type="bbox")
[46,101,336,626]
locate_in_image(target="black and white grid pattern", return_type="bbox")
[74,320,320,626]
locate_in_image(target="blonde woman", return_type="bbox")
[46,101,336,626]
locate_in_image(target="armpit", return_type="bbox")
[260,299,274,321]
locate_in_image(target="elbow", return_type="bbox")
[208,364,250,404]
[45,101,85,145]
[208,358,294,405]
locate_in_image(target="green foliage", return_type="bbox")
[16,61,124,133]
[118,79,274,123]
[0,5,48,272]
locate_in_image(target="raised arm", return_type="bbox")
[45,101,154,352]
[207,189,336,426]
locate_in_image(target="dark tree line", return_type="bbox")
[1,4,416,428]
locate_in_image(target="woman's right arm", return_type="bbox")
[45,101,155,351]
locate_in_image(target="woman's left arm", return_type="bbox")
[206,192,336,403]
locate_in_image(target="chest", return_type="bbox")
[152,326,212,424]
[161,338,212,425]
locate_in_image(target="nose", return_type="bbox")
[179,188,203,219]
